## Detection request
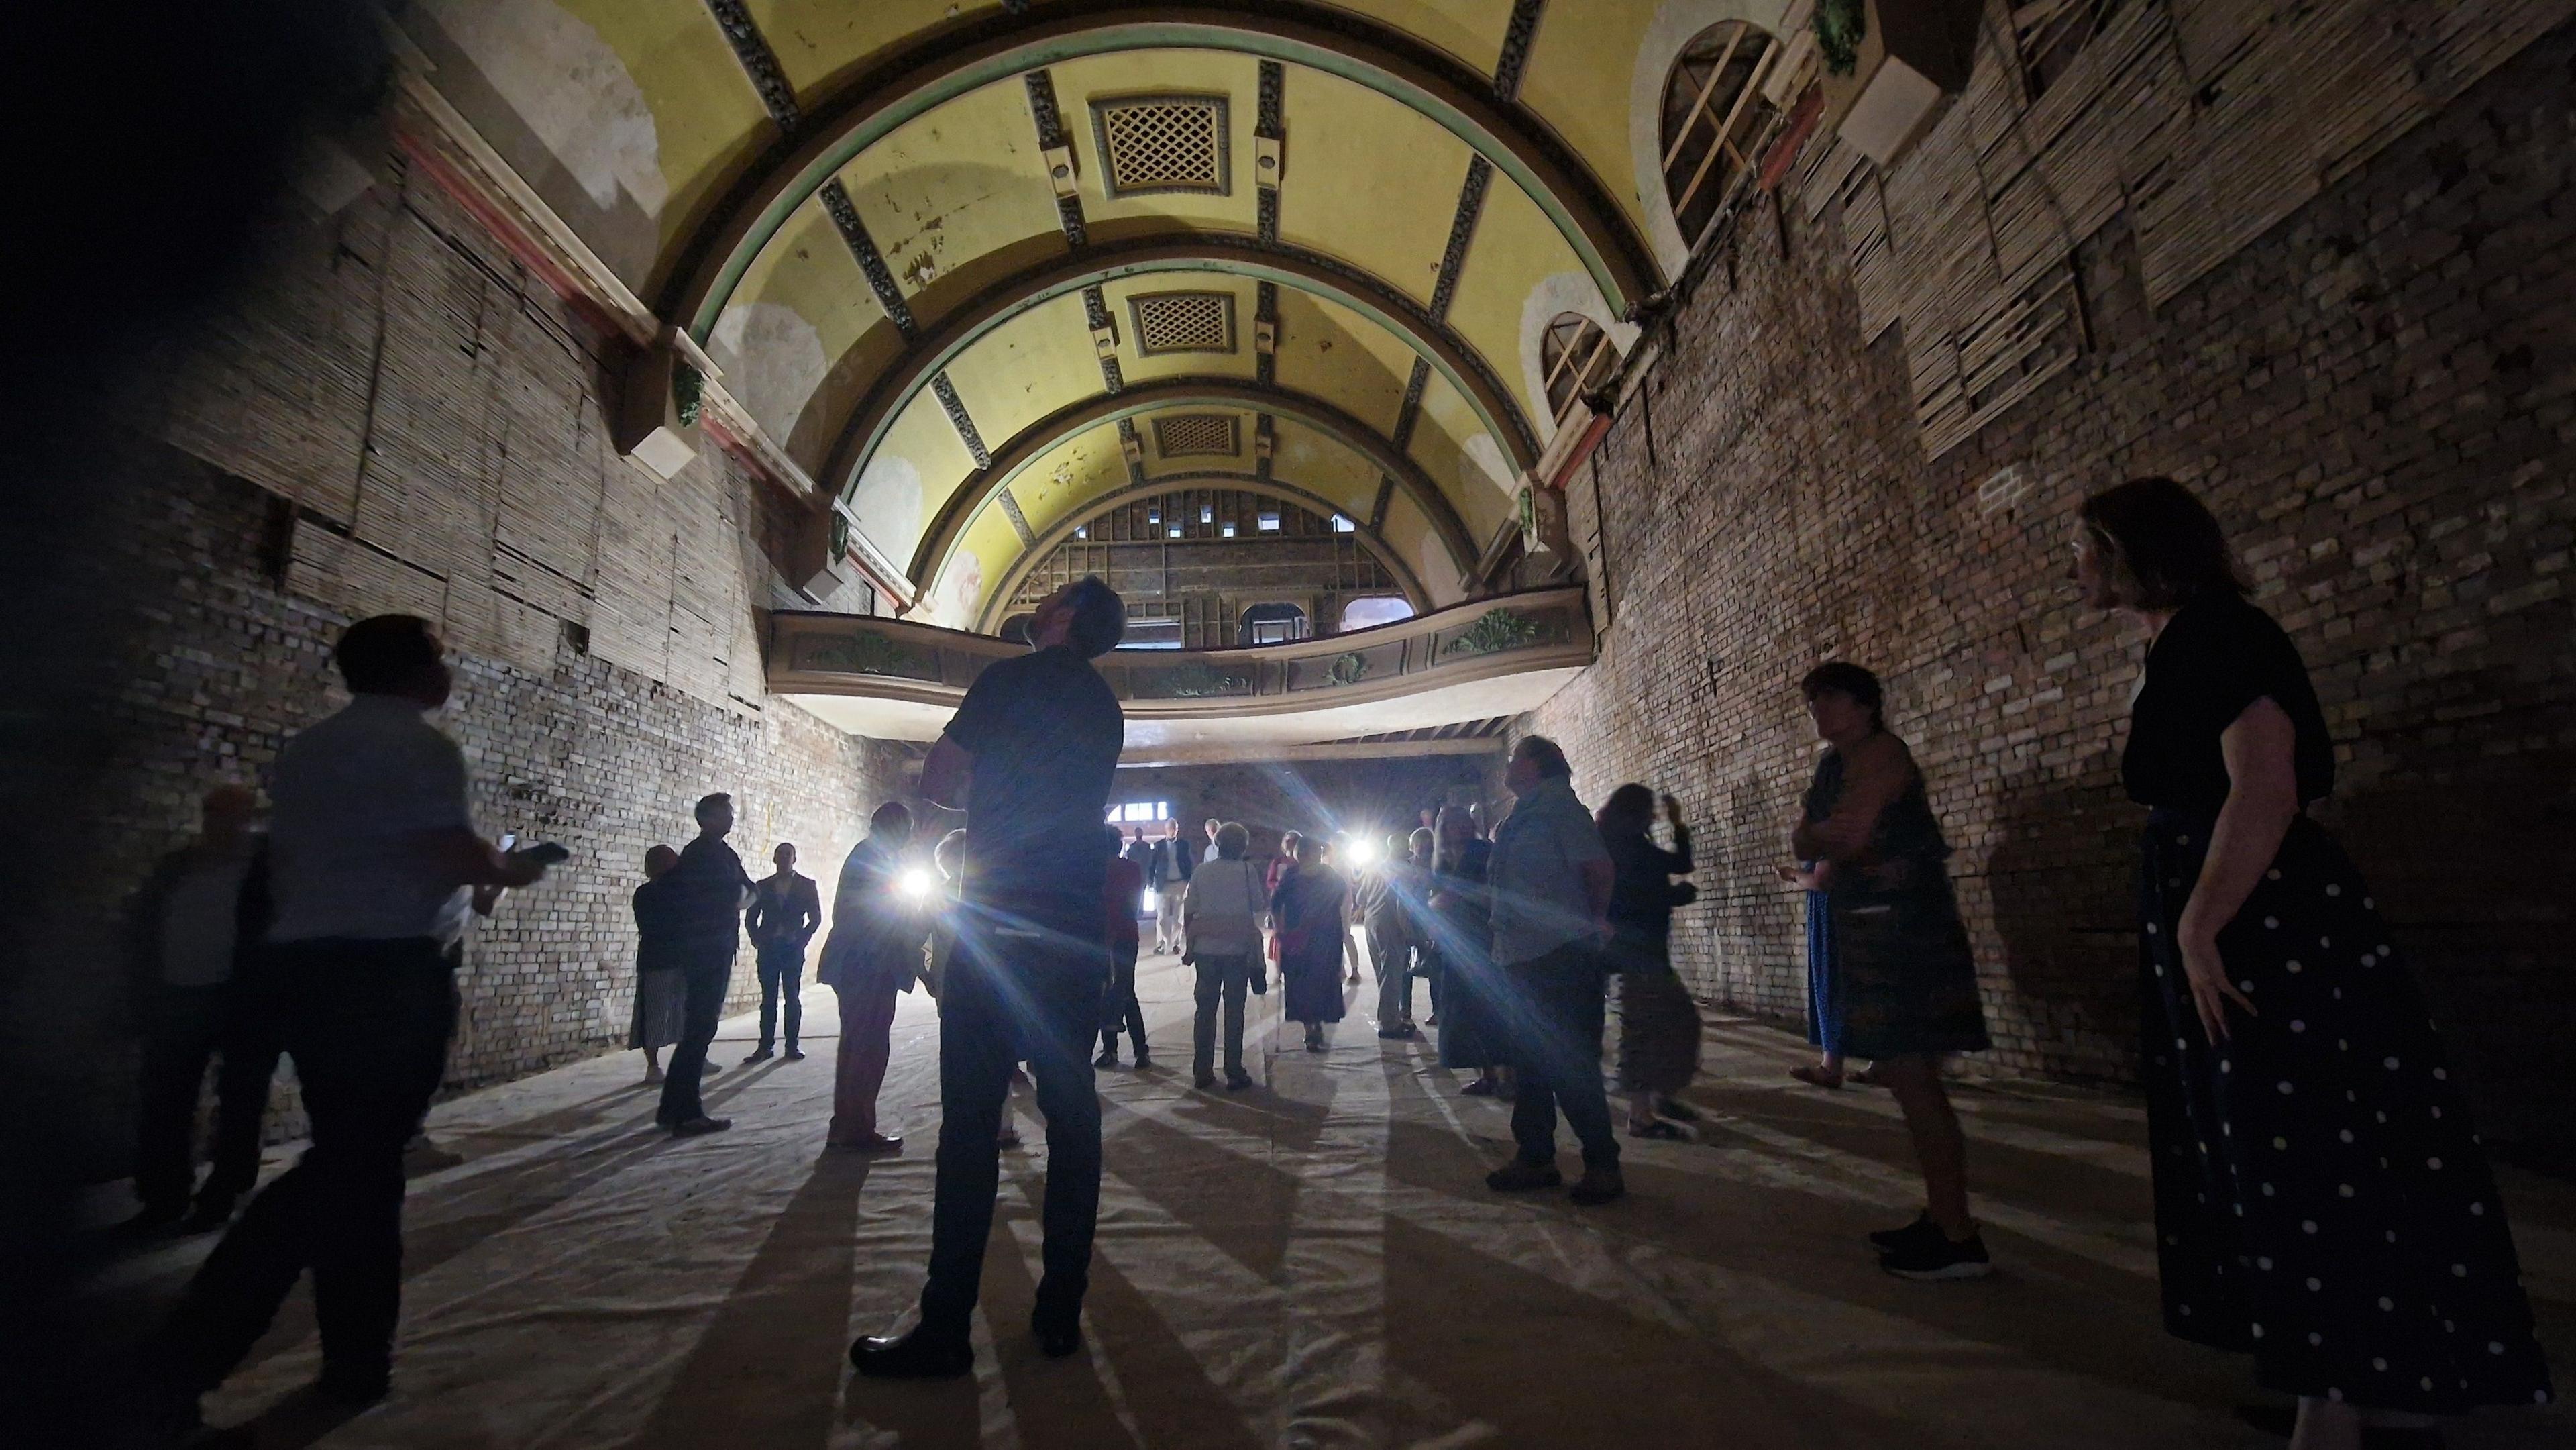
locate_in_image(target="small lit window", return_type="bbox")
[1200,504,1214,523]
[1074,525,1088,539]
[1256,511,1281,532]
[1168,525,1183,538]
[1330,514,1356,533]
[1107,800,1171,823]
[1340,596,1415,631]
[1220,522,1237,537]
[1147,506,1161,524]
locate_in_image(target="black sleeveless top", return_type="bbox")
[2122,593,2334,812]
[1801,736,1951,902]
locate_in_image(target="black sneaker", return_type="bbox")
[1094,1049,1118,1068]
[1880,1227,1992,1280]
[1225,1071,1254,1091]
[1869,1212,1937,1255]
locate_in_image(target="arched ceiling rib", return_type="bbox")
[659,1,1659,337]
[977,471,1430,634]
[822,235,1542,509]
[909,377,1479,586]
[405,1,1725,628]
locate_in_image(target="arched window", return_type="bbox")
[1659,21,1779,249]
[1339,596,1415,632]
[1540,313,1621,424]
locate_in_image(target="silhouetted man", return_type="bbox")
[743,841,822,1063]
[123,784,278,1233]
[134,615,551,1439]
[851,576,1126,1378]
[818,802,930,1151]
[659,792,752,1135]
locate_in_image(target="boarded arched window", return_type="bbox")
[1540,313,1620,423]
[1659,21,1779,249]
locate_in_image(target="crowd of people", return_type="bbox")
[110,482,2554,1450]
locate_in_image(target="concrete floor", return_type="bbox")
[83,950,2572,1448]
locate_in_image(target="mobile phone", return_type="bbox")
[521,841,571,866]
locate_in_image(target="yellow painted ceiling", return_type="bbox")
[417,1,1719,625]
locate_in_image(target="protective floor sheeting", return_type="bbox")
[89,952,2573,1448]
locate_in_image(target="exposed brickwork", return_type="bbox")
[54,154,905,1174]
[60,451,906,1162]
[1533,28,2576,1161]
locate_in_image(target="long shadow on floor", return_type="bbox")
[624,1147,875,1448]
[1373,1066,2249,1421]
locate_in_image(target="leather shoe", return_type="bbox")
[741,1046,775,1065]
[1569,1165,1626,1206]
[1032,1312,1083,1359]
[849,1132,903,1153]
[1485,1158,1563,1192]
[670,1115,732,1137]
[849,1327,973,1380]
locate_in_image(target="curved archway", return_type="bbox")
[822,234,1542,509]
[976,470,1430,633]
[661,1,1659,340]
[1658,19,1780,250]
[909,377,1479,587]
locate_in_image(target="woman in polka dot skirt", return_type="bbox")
[2076,478,2550,1450]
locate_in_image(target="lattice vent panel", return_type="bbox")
[1130,291,1236,354]
[1093,95,1230,197]
[1151,413,1241,458]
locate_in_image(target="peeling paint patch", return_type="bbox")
[426,0,667,217]
[708,302,826,448]
[850,452,926,567]
[1463,433,1519,499]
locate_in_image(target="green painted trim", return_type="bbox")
[682,21,1640,342]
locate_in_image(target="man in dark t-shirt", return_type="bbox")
[851,576,1126,1380]
[657,792,753,1136]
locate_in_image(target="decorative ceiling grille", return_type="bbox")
[1091,94,1230,197]
[1152,414,1240,458]
[1130,291,1236,354]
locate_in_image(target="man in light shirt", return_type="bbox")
[138,615,551,1437]
[1482,735,1623,1207]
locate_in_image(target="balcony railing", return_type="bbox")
[767,586,1592,730]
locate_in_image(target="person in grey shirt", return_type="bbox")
[1482,735,1622,1206]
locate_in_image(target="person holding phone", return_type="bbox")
[131,615,556,1439]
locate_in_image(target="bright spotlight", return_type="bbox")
[1346,837,1381,868]
[898,868,934,900]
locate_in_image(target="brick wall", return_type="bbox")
[1529,26,2576,1163]
[50,150,908,1176]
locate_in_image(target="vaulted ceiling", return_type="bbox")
[404,0,1780,627]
